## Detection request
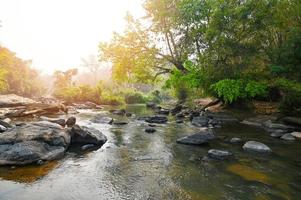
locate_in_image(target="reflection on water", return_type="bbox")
[0,104,300,200]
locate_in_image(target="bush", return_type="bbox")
[211,79,268,104]
[100,92,124,105]
[279,91,301,116]
[123,90,146,104]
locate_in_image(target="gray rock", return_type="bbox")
[0,120,11,129]
[2,118,11,124]
[171,104,182,115]
[191,116,209,127]
[112,120,129,125]
[270,132,285,138]
[91,115,113,124]
[281,133,295,141]
[243,141,272,153]
[208,149,233,160]
[81,144,95,150]
[263,120,294,131]
[145,115,168,124]
[0,125,7,133]
[0,141,65,165]
[40,116,66,127]
[69,125,107,146]
[176,119,184,123]
[66,117,76,127]
[205,112,238,123]
[230,137,242,143]
[291,132,301,140]
[145,128,156,133]
[177,129,215,145]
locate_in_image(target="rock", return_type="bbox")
[175,113,185,118]
[2,118,11,124]
[171,104,182,115]
[281,133,295,141]
[0,121,70,165]
[40,116,66,127]
[36,159,44,165]
[0,94,36,108]
[145,115,168,124]
[242,141,272,153]
[146,102,156,108]
[270,132,285,138]
[112,120,129,125]
[191,116,209,127]
[66,117,76,127]
[205,112,238,123]
[145,128,156,133]
[0,141,65,165]
[291,132,301,140]
[148,123,156,127]
[263,120,294,132]
[176,129,215,145]
[0,125,7,133]
[208,149,233,160]
[282,117,301,127]
[157,108,170,115]
[81,144,95,150]
[0,119,12,128]
[230,137,242,143]
[111,109,126,115]
[125,113,132,117]
[69,125,107,146]
[91,115,113,124]
[176,119,184,123]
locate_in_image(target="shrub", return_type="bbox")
[279,91,301,116]
[123,90,146,104]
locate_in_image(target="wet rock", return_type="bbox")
[40,116,66,127]
[176,129,215,145]
[112,120,129,125]
[66,117,76,127]
[191,116,209,127]
[230,137,242,143]
[157,108,170,115]
[0,141,65,165]
[263,120,294,132]
[176,119,184,123]
[145,128,156,133]
[146,102,156,108]
[208,149,233,160]
[281,133,295,141]
[270,132,285,138]
[171,104,182,115]
[0,94,36,107]
[2,118,11,124]
[0,125,7,133]
[81,144,95,150]
[148,123,156,127]
[282,117,301,127]
[111,109,126,115]
[0,121,70,165]
[291,132,301,140]
[0,119,12,128]
[243,141,272,153]
[189,110,201,121]
[91,115,113,124]
[69,125,107,146]
[36,159,44,165]
[205,112,238,123]
[145,115,168,124]
[175,112,185,118]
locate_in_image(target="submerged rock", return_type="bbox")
[208,149,233,160]
[112,120,129,125]
[176,129,215,145]
[243,141,272,153]
[191,116,209,127]
[91,115,113,124]
[281,133,295,141]
[145,115,168,124]
[69,125,107,146]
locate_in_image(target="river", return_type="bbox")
[0,104,300,200]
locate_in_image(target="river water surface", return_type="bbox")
[0,105,301,200]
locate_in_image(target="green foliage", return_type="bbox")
[123,89,146,104]
[279,91,301,116]
[211,79,268,104]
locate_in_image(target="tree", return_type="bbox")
[81,55,101,85]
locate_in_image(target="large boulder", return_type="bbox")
[145,115,168,124]
[90,115,113,124]
[208,149,233,160]
[66,117,76,127]
[69,125,107,146]
[0,94,36,108]
[0,121,70,165]
[242,141,271,153]
[176,129,215,145]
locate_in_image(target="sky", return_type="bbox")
[0,0,144,74]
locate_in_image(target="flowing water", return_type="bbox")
[0,104,301,200]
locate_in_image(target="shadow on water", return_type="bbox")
[0,104,300,200]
